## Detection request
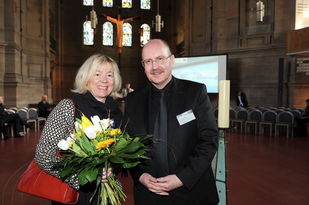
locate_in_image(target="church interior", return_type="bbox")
[0,0,309,205]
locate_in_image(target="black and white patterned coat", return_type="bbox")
[34,99,80,189]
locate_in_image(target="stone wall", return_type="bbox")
[0,0,51,107]
[176,0,299,107]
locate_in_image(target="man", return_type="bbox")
[121,83,134,98]
[38,95,51,118]
[125,39,219,205]
[0,96,25,139]
[295,98,309,136]
[236,91,248,108]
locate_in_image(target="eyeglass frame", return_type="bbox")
[141,54,173,67]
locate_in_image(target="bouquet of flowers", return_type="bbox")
[55,114,149,205]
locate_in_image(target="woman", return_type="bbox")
[35,54,123,205]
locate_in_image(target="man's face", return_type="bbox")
[142,40,174,89]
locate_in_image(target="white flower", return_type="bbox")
[74,121,81,132]
[100,119,114,130]
[84,125,97,140]
[66,137,75,145]
[57,139,71,150]
[91,115,101,125]
[91,115,103,133]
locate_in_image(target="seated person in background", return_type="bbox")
[295,98,309,137]
[121,83,134,99]
[38,94,51,118]
[0,96,26,139]
[236,91,248,108]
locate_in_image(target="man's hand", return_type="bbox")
[156,174,183,191]
[139,173,169,195]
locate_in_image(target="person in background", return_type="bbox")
[37,94,51,118]
[295,98,309,137]
[125,39,219,205]
[34,54,123,205]
[121,82,134,98]
[236,91,248,108]
[0,96,26,139]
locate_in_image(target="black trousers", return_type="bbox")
[295,117,309,137]
[1,113,24,136]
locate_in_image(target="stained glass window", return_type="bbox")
[103,0,113,7]
[140,24,150,46]
[141,0,151,10]
[103,22,113,46]
[83,0,93,6]
[122,0,132,8]
[122,23,132,46]
[83,21,94,45]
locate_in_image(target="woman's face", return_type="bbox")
[87,63,115,103]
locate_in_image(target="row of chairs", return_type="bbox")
[215,106,300,138]
[5,107,47,133]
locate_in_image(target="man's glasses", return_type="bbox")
[141,54,172,67]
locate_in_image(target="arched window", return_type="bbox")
[140,24,150,46]
[122,23,132,46]
[141,0,151,10]
[122,0,132,8]
[103,0,113,7]
[83,0,93,6]
[83,21,94,45]
[103,22,113,46]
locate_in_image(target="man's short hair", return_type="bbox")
[306,98,309,103]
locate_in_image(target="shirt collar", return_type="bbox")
[151,76,175,94]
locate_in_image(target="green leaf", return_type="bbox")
[78,167,98,185]
[78,173,88,186]
[72,143,88,157]
[109,156,125,164]
[78,134,96,155]
[60,166,74,178]
[119,149,146,159]
[85,168,99,182]
[122,161,140,168]
[114,138,130,151]
[120,141,143,153]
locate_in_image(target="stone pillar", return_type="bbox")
[1,0,51,107]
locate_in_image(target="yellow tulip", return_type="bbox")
[81,115,93,130]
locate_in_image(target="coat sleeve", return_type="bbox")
[176,85,218,190]
[124,93,145,182]
[34,99,79,190]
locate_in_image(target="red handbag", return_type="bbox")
[17,160,79,204]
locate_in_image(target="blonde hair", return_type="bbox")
[72,54,122,99]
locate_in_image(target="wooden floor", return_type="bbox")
[1,130,308,205]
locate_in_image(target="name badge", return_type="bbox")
[176,110,196,126]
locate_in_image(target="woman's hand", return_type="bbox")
[101,168,112,183]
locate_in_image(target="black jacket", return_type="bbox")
[125,78,219,205]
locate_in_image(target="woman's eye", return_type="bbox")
[95,72,100,77]
[107,73,114,78]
